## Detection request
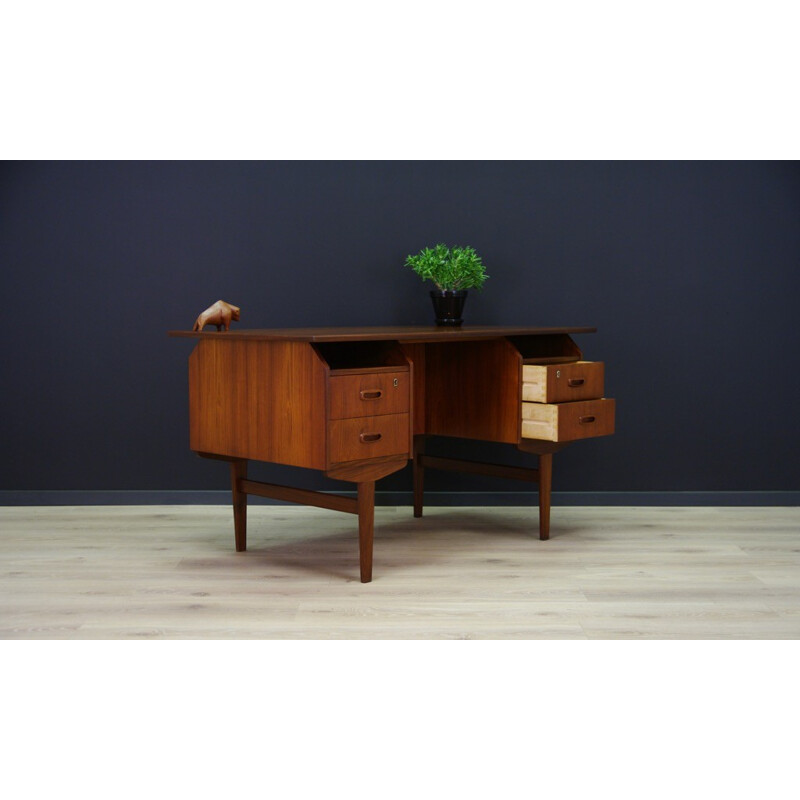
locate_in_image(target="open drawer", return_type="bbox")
[522,361,605,403]
[521,398,616,442]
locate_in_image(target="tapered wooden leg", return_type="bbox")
[231,459,248,552]
[357,481,375,583]
[538,452,552,540]
[413,434,425,518]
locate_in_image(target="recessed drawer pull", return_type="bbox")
[359,432,382,443]
[360,390,383,400]
[568,378,585,387]
[579,415,596,424]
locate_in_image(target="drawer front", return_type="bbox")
[522,361,605,403]
[328,413,410,463]
[521,398,615,442]
[329,371,410,419]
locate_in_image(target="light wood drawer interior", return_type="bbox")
[328,413,410,463]
[521,398,615,442]
[522,361,604,403]
[329,370,410,419]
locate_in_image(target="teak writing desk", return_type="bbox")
[169,326,615,582]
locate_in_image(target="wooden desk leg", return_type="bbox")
[413,434,425,518]
[538,452,552,541]
[357,481,375,583]
[230,459,248,552]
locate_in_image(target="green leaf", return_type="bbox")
[404,243,489,291]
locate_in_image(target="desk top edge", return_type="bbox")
[167,325,598,343]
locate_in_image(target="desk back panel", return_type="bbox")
[189,338,327,469]
[423,339,522,444]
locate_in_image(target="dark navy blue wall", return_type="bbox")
[2,161,799,500]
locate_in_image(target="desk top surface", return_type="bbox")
[168,325,597,343]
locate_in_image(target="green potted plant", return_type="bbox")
[405,243,489,326]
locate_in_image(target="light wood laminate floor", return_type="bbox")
[1,505,798,639]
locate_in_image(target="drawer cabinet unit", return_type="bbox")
[520,358,615,443]
[327,366,411,465]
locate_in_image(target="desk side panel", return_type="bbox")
[424,339,521,444]
[188,339,326,469]
[397,342,426,438]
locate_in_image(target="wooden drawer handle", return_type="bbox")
[359,432,382,443]
[579,415,596,424]
[568,378,585,387]
[360,390,383,400]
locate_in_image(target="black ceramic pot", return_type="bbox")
[430,290,468,326]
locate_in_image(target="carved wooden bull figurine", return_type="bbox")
[193,300,241,332]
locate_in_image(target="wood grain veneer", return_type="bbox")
[189,338,327,469]
[398,343,426,438]
[424,338,522,444]
[170,325,597,342]
[325,455,409,483]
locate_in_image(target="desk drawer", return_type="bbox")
[522,361,605,403]
[329,413,410,463]
[521,398,615,442]
[329,371,410,419]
